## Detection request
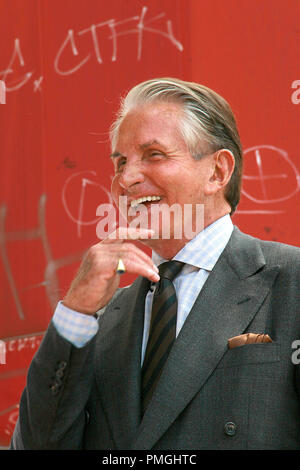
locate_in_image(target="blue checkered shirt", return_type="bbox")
[53,214,233,357]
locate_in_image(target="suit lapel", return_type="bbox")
[94,276,149,449]
[133,228,280,449]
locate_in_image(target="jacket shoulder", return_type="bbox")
[232,226,300,272]
[259,237,300,265]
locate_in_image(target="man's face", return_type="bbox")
[110,101,213,240]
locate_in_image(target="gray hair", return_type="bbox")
[109,77,243,214]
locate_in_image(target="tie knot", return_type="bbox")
[158,260,184,281]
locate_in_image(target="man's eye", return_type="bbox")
[149,151,164,158]
[116,159,126,170]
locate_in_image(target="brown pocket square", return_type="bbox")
[228,333,272,349]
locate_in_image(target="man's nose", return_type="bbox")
[118,160,145,189]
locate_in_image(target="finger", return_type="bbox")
[113,256,160,283]
[119,250,159,276]
[104,227,155,242]
[100,250,159,278]
[100,243,158,271]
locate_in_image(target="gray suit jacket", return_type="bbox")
[10,227,300,449]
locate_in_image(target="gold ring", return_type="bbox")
[116,258,126,274]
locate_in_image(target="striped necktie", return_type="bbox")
[141,260,184,414]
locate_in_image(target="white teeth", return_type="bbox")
[130,196,161,208]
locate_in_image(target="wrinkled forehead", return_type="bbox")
[112,102,185,152]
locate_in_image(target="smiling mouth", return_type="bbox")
[130,196,162,209]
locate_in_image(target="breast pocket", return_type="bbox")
[217,341,280,369]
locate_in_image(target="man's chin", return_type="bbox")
[120,203,204,242]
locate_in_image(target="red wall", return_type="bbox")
[0,0,299,447]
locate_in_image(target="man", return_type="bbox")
[11,78,300,450]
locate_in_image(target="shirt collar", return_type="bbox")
[152,214,233,272]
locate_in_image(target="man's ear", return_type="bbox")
[205,149,235,195]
